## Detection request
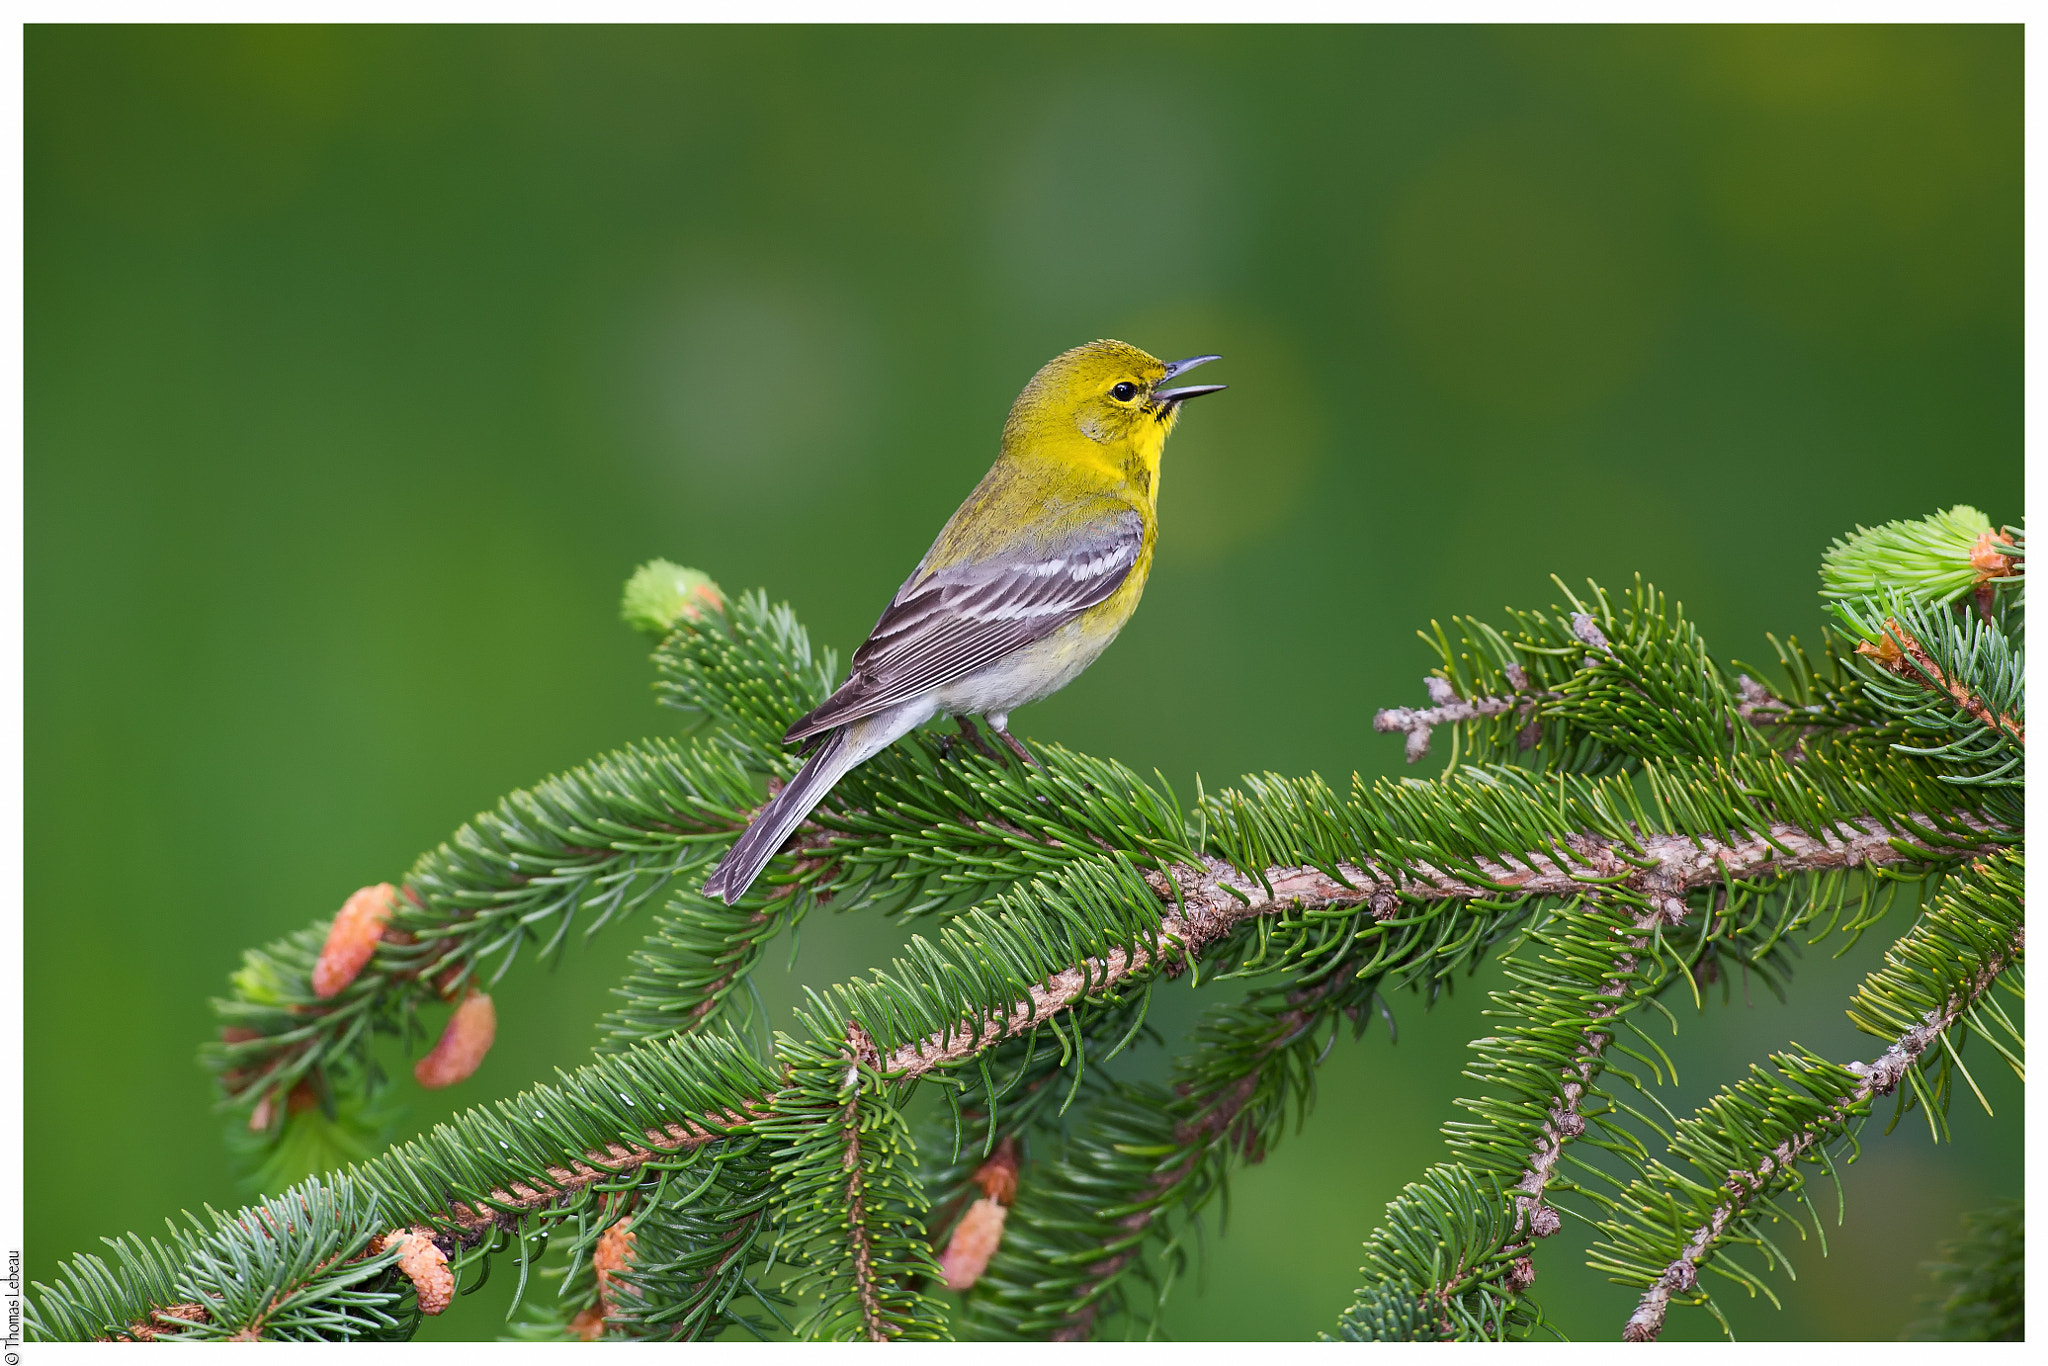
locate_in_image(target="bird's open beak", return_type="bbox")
[1154,353,1226,407]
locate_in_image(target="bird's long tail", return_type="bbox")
[703,727,856,905]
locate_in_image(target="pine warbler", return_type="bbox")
[703,339,1224,903]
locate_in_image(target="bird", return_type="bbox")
[701,338,1225,905]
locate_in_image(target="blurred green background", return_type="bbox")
[26,24,2021,1341]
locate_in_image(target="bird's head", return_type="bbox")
[1003,339,1225,456]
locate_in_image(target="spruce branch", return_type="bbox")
[1498,893,1679,1246]
[178,822,1997,1336]
[27,1177,409,1343]
[602,888,786,1049]
[1389,579,1775,775]
[205,734,762,1121]
[1357,852,1873,1337]
[886,823,1993,1082]
[502,1134,786,1342]
[1605,853,2025,1341]
[598,1149,783,1340]
[1828,594,2023,820]
[1376,664,1834,767]
[96,814,1984,1341]
[207,584,838,1170]
[1335,1163,1537,1340]
[762,1018,948,1340]
[39,509,2023,1343]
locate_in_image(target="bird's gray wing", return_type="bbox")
[783,509,1143,742]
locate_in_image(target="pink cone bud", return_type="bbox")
[414,991,495,1089]
[596,1217,638,1318]
[381,1228,454,1315]
[312,884,397,998]
[938,1197,1007,1291]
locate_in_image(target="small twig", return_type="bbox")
[1419,835,1693,1320]
[1367,611,1630,765]
[1621,922,2025,1342]
[438,1106,770,1234]
[1372,674,1526,763]
[1498,886,1691,1298]
[1374,642,1822,767]
[840,1023,890,1342]
[1856,618,2025,745]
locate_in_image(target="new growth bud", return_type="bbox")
[620,560,725,637]
[1820,504,2019,606]
[1971,529,2018,583]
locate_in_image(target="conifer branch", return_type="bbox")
[1380,609,1876,768]
[1620,919,2022,1342]
[1377,874,1802,1332]
[423,816,1983,1244]
[50,810,2004,1343]
[439,1111,763,1234]
[1503,894,1678,1246]
[1598,851,2025,1341]
[603,891,786,1049]
[883,822,1992,1079]
[34,507,2023,1343]
[201,818,1972,1337]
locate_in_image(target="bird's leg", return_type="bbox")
[990,720,1040,768]
[953,715,998,761]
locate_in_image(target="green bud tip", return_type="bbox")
[1819,505,2018,606]
[621,561,726,637]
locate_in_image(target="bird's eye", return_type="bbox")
[1111,382,1138,402]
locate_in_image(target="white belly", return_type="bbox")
[931,615,1113,723]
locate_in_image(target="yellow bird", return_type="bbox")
[704,339,1224,904]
